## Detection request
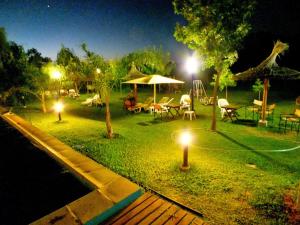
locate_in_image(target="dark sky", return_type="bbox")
[0,0,187,60]
[0,0,299,67]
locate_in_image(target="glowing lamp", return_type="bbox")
[54,102,64,121]
[51,70,62,80]
[185,56,199,75]
[179,131,191,171]
[180,131,192,146]
[96,68,101,74]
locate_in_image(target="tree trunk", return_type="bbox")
[74,81,79,94]
[211,72,221,131]
[133,84,138,102]
[41,92,47,113]
[225,86,228,100]
[259,78,269,126]
[105,94,113,139]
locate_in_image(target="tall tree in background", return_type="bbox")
[173,0,255,130]
[57,46,82,93]
[81,43,114,139]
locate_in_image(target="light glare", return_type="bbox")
[180,132,192,146]
[185,56,198,74]
[54,102,64,113]
[52,70,62,79]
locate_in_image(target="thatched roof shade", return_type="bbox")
[234,41,300,81]
[123,63,147,80]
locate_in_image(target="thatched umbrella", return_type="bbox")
[122,62,147,101]
[234,41,300,125]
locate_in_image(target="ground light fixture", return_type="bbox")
[179,131,192,171]
[54,101,64,121]
[185,55,200,111]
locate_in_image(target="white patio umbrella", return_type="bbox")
[123,74,184,104]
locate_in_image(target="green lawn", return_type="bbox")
[14,88,300,224]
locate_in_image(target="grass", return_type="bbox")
[14,87,300,224]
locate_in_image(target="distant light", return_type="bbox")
[180,131,192,146]
[185,56,200,74]
[51,70,62,79]
[96,68,101,74]
[54,102,64,113]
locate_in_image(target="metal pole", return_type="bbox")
[191,74,195,111]
[58,112,62,121]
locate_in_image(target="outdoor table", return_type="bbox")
[166,103,181,118]
[221,104,240,122]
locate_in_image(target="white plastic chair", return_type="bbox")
[217,98,230,118]
[180,94,191,110]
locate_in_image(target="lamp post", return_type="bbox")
[51,69,62,99]
[185,56,199,111]
[54,101,64,121]
[180,131,191,171]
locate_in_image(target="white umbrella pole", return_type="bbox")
[154,84,156,104]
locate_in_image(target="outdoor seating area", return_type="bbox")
[81,94,103,107]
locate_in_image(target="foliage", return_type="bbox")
[120,46,175,76]
[27,48,51,68]
[57,46,82,92]
[81,43,114,138]
[173,0,256,130]
[211,68,236,91]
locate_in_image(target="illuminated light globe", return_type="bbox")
[54,102,64,112]
[96,68,101,74]
[54,102,64,121]
[52,70,62,79]
[180,131,192,146]
[185,56,199,74]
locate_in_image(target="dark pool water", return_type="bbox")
[0,118,91,225]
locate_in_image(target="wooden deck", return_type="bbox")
[105,192,206,225]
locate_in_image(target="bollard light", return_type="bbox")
[179,131,191,171]
[54,101,64,121]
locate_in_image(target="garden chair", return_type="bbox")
[153,98,174,118]
[279,108,300,134]
[157,97,170,105]
[265,103,276,124]
[246,99,262,121]
[81,94,101,107]
[136,97,154,112]
[217,98,230,118]
[68,89,80,98]
[180,94,191,111]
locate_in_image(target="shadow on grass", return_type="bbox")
[216,131,299,173]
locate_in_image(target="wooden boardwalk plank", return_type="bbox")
[138,201,172,225]
[191,217,206,225]
[124,198,165,224]
[106,192,153,225]
[164,209,187,225]
[151,205,179,225]
[105,192,205,225]
[110,195,159,225]
[177,213,196,225]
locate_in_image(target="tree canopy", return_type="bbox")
[173,0,256,130]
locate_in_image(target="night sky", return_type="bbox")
[0,0,186,60]
[0,0,299,69]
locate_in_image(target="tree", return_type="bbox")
[57,46,82,93]
[81,44,114,139]
[252,78,264,100]
[173,0,255,131]
[211,67,236,100]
